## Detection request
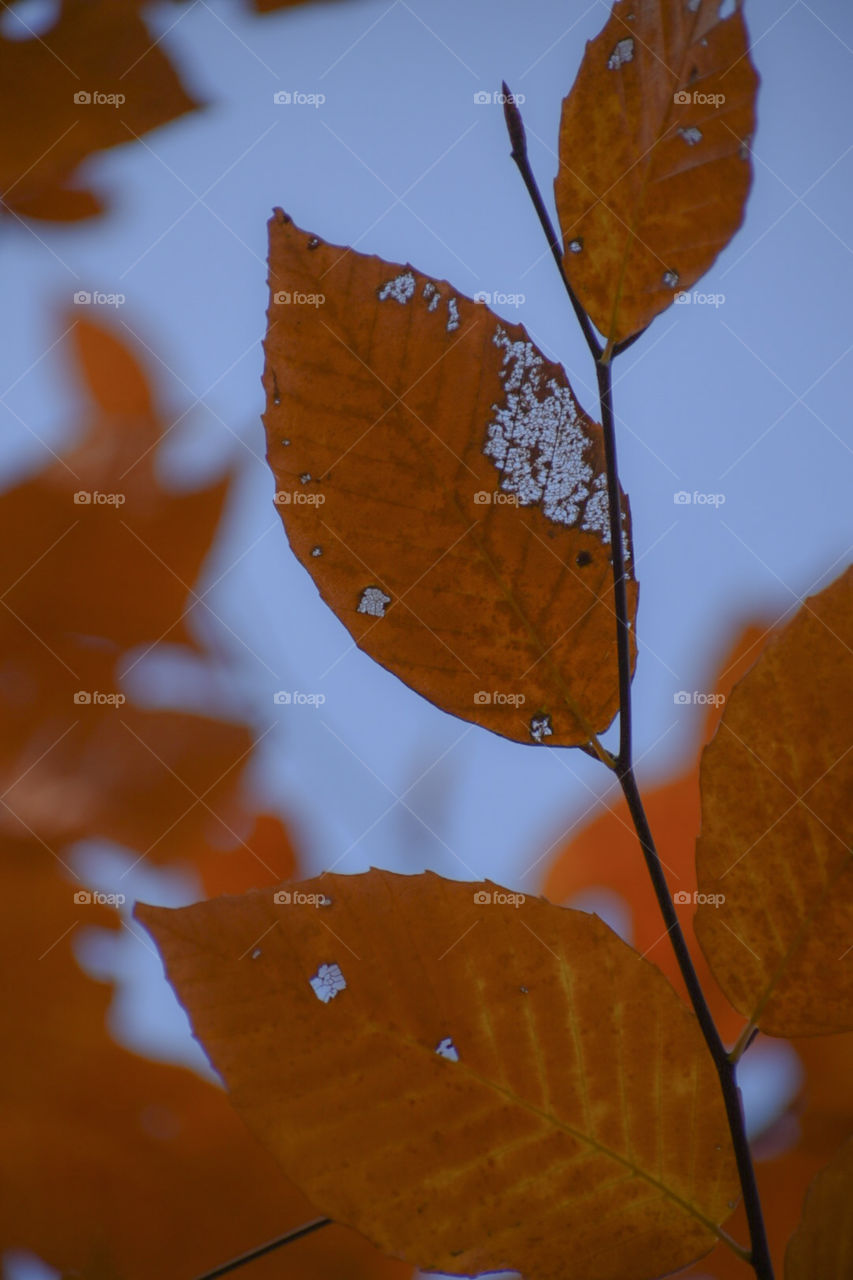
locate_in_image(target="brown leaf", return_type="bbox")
[555,0,758,346]
[138,868,738,1280]
[0,846,410,1280]
[263,212,637,748]
[0,0,198,222]
[695,567,853,1036]
[785,1136,853,1279]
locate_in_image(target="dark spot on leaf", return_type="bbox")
[576,550,593,567]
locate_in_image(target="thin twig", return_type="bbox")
[194,1217,331,1279]
[504,94,775,1280]
[501,83,602,362]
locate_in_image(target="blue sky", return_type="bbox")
[2,0,851,1271]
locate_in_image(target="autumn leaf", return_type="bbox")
[785,1136,853,1278]
[555,0,758,346]
[0,846,410,1280]
[0,0,198,223]
[138,868,738,1280]
[694,566,853,1036]
[263,211,637,748]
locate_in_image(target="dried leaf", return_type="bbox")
[555,0,758,346]
[138,868,737,1280]
[0,847,410,1280]
[695,567,853,1036]
[785,1136,853,1279]
[0,0,198,222]
[263,212,637,748]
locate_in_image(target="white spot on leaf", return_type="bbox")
[357,586,391,617]
[423,282,441,312]
[607,38,634,70]
[310,963,346,1003]
[446,297,460,332]
[251,948,262,960]
[568,238,583,254]
[679,127,703,146]
[484,327,611,540]
[662,270,680,289]
[378,271,416,304]
[530,713,553,743]
[436,1037,459,1062]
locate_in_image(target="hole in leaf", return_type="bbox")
[311,546,323,557]
[436,1037,459,1062]
[662,270,680,289]
[378,271,416,304]
[606,37,634,69]
[679,127,703,146]
[576,550,592,567]
[529,713,553,743]
[568,238,584,254]
[446,298,460,332]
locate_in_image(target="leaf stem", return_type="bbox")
[194,1217,331,1279]
[503,95,775,1280]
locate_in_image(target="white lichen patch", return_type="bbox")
[357,586,391,617]
[378,271,416,304]
[679,126,703,146]
[309,963,346,1003]
[607,38,634,70]
[484,327,612,539]
[436,1037,459,1062]
[446,297,460,332]
[423,281,441,312]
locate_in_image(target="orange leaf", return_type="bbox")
[695,567,853,1036]
[263,211,637,748]
[0,846,409,1280]
[785,1135,853,1278]
[555,0,758,346]
[138,869,738,1280]
[0,0,198,222]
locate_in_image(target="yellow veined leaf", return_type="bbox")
[555,0,758,346]
[695,566,853,1036]
[785,1136,853,1279]
[263,212,637,748]
[137,868,738,1280]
